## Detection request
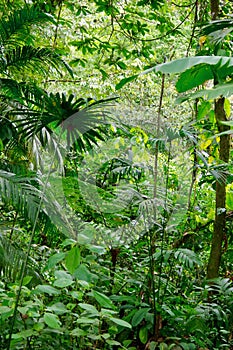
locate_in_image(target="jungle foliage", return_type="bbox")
[1,0,233,349]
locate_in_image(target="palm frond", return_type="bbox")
[0,234,42,283]
[201,18,233,44]
[1,46,73,77]
[0,5,55,47]
[0,79,117,155]
[0,170,76,238]
[0,170,43,223]
[13,94,117,153]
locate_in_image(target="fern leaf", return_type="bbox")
[0,234,42,283]
[174,248,202,268]
[2,46,73,77]
[0,5,55,47]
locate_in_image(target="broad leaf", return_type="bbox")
[53,278,73,288]
[93,290,114,309]
[139,326,148,344]
[144,56,233,75]
[76,317,99,324]
[176,63,214,92]
[0,306,12,315]
[65,245,81,274]
[12,329,34,339]
[176,81,233,102]
[78,303,99,315]
[131,308,151,327]
[109,317,132,329]
[176,59,233,92]
[44,312,61,329]
[46,302,69,315]
[45,252,66,270]
[34,285,60,295]
[74,264,98,283]
[115,75,138,90]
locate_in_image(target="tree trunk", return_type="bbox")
[210,0,219,19]
[207,98,230,279]
[206,0,230,280]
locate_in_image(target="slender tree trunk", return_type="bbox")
[210,0,219,19]
[206,0,230,279]
[207,98,230,279]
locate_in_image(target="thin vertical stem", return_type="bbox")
[187,99,198,212]
[53,1,63,48]
[153,73,165,201]
[9,211,18,241]
[186,0,199,56]
[155,141,172,340]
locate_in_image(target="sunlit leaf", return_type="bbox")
[115,75,138,90]
[34,285,60,295]
[109,317,132,329]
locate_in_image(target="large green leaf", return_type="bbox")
[116,56,233,91]
[44,312,61,329]
[176,81,233,103]
[139,326,148,344]
[45,252,66,270]
[34,284,60,295]
[74,264,98,283]
[53,270,73,288]
[47,302,69,315]
[176,59,233,93]
[78,303,99,315]
[176,63,214,92]
[65,245,81,274]
[144,56,233,75]
[76,317,99,324]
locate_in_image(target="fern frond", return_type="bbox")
[0,5,55,47]
[2,46,73,77]
[0,234,42,283]
[174,248,202,268]
[0,170,76,238]
[0,170,42,223]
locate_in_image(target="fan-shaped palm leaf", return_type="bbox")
[11,94,118,152]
